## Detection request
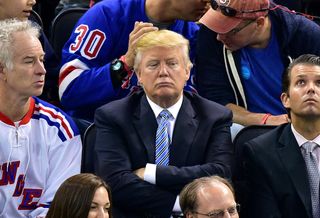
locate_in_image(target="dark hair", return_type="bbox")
[46,173,112,218]
[282,54,320,94]
[179,176,235,215]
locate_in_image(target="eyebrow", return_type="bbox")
[91,202,111,206]
[23,54,45,59]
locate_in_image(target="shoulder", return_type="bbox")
[270,9,319,32]
[245,124,289,152]
[32,97,80,138]
[184,91,232,116]
[96,91,143,116]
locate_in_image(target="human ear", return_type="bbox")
[280,92,290,108]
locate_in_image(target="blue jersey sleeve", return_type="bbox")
[59,2,136,116]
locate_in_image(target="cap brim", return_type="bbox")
[199,8,242,34]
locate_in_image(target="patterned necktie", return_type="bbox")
[302,141,320,218]
[155,110,171,166]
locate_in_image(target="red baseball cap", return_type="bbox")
[199,0,270,34]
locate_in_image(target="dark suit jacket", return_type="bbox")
[243,123,313,218]
[94,91,233,218]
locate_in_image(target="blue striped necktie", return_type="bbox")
[155,110,171,166]
[302,141,320,218]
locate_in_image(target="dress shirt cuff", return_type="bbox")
[144,163,156,184]
[173,195,181,212]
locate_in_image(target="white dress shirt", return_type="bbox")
[143,95,183,212]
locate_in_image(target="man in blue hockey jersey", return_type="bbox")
[59,0,210,124]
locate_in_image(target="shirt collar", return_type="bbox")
[291,124,320,147]
[146,95,183,120]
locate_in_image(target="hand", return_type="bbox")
[133,167,145,179]
[124,22,158,68]
[265,114,289,125]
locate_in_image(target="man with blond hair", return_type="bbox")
[95,29,233,217]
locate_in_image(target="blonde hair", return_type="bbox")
[0,19,40,70]
[133,30,193,72]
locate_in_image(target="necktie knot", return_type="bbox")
[159,110,171,120]
[302,141,318,153]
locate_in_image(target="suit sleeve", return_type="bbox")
[156,108,233,192]
[243,142,282,218]
[94,107,176,217]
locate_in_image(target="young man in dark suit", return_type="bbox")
[244,54,320,218]
[94,30,233,218]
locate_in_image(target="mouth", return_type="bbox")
[23,10,31,16]
[156,82,173,88]
[34,80,44,85]
[304,98,318,103]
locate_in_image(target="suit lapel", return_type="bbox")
[132,94,157,163]
[170,96,199,166]
[277,125,312,216]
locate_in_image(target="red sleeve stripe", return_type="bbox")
[34,105,73,139]
[59,65,77,86]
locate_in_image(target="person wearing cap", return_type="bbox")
[196,0,320,133]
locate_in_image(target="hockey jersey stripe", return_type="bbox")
[59,59,90,99]
[58,65,76,86]
[33,104,74,141]
[59,68,84,99]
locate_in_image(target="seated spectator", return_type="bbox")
[58,0,209,123]
[1,0,60,105]
[180,176,239,218]
[46,173,112,218]
[244,54,320,217]
[94,29,233,217]
[196,0,320,132]
[0,19,82,217]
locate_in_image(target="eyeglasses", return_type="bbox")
[193,204,240,218]
[225,19,256,36]
[210,0,269,17]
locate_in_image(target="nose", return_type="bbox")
[28,0,36,6]
[159,63,169,77]
[96,208,109,218]
[36,60,46,75]
[307,83,316,94]
[96,207,109,218]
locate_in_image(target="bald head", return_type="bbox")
[180,176,238,218]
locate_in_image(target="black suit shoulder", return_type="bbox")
[184,91,232,121]
[246,123,289,150]
[95,91,144,122]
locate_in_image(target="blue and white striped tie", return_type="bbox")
[155,110,171,166]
